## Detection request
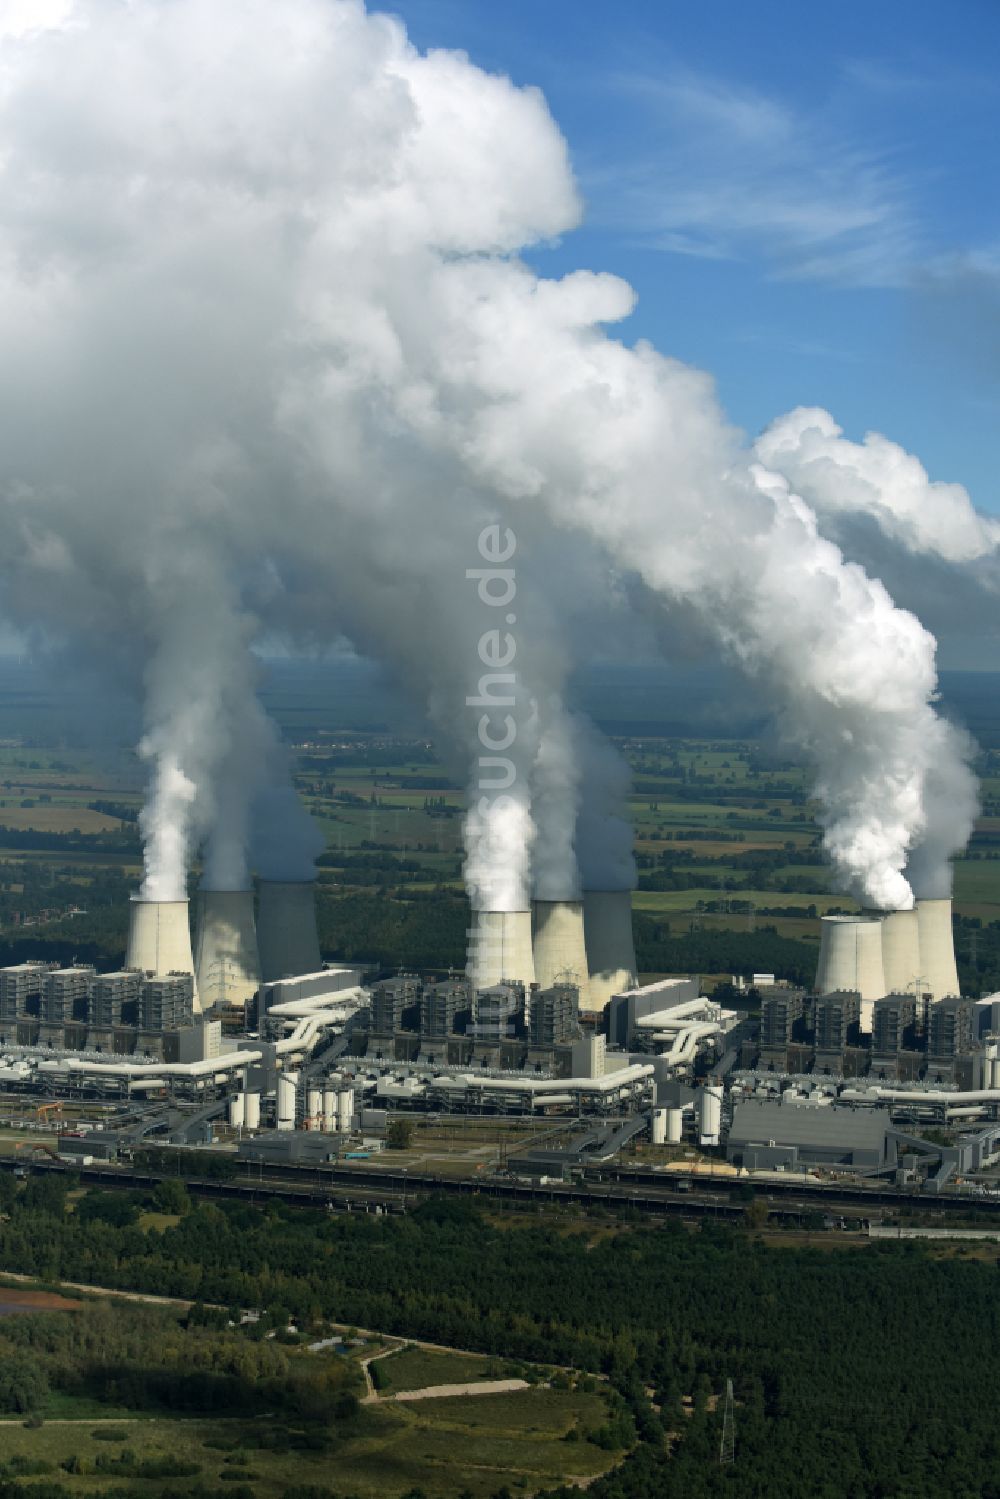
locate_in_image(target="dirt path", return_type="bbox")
[359,1342,404,1403]
[393,1378,529,1402]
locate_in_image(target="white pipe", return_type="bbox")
[843,1085,1000,1108]
[635,999,712,1029]
[431,1063,653,1097]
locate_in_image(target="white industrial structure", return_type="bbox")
[531,899,590,1002]
[878,908,922,997]
[466,908,535,991]
[814,916,887,1029]
[125,896,199,1012]
[915,897,961,1002]
[256,879,322,982]
[582,889,637,1011]
[194,889,260,1012]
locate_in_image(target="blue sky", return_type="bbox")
[387,0,1000,513]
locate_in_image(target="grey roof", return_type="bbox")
[729,1100,889,1151]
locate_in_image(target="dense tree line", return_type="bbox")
[0,1179,999,1494]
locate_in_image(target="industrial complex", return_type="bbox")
[2,878,1000,1202]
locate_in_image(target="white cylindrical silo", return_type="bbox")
[306,1087,322,1129]
[277,1072,298,1131]
[582,890,638,1010]
[194,889,260,1012]
[228,1092,246,1129]
[991,1056,1000,1091]
[666,1108,683,1144]
[323,1087,337,1132]
[878,908,922,998]
[337,1089,353,1134]
[915,898,961,1002]
[814,916,886,1004]
[244,1092,261,1130]
[126,896,199,1011]
[698,1086,723,1147]
[531,900,590,1002]
[466,909,535,991]
[257,880,322,983]
[651,1108,667,1145]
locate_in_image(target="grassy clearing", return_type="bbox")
[375,1345,493,1393]
[0,1386,616,1497]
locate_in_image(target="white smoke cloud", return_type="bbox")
[755,408,1000,563]
[0,0,978,916]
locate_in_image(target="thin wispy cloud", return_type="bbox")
[585,68,918,288]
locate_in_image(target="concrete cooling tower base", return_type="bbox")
[125,896,199,1013]
[915,898,961,1001]
[532,899,590,1003]
[257,880,322,983]
[194,889,261,1011]
[815,915,886,1033]
[467,909,535,991]
[583,890,637,1010]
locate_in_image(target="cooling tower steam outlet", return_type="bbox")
[256,880,322,983]
[815,916,886,1031]
[194,889,261,1011]
[467,909,535,991]
[583,890,638,1010]
[915,898,961,1001]
[532,899,590,1003]
[125,896,199,1013]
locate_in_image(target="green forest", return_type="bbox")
[0,1173,997,1496]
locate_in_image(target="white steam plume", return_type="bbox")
[0,0,978,915]
[755,408,1000,564]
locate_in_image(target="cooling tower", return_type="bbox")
[582,889,638,1010]
[878,908,923,998]
[815,916,885,1031]
[467,909,535,991]
[532,899,591,1002]
[125,896,199,1012]
[194,889,261,1012]
[256,879,322,982]
[915,898,961,1002]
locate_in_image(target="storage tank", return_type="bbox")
[531,900,590,1002]
[228,1092,246,1129]
[466,909,535,991]
[698,1085,723,1147]
[915,898,961,1002]
[244,1092,261,1130]
[337,1089,353,1134]
[257,879,321,982]
[276,1072,298,1131]
[322,1087,337,1132]
[126,896,199,1011]
[666,1108,683,1144]
[582,890,638,1011]
[194,889,260,1012]
[651,1108,667,1145]
[306,1087,322,1129]
[877,908,922,998]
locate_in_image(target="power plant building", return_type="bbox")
[371,975,421,1034]
[419,978,470,1038]
[529,982,580,1047]
[140,973,195,1032]
[42,966,95,1024]
[88,971,143,1029]
[0,962,51,1019]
